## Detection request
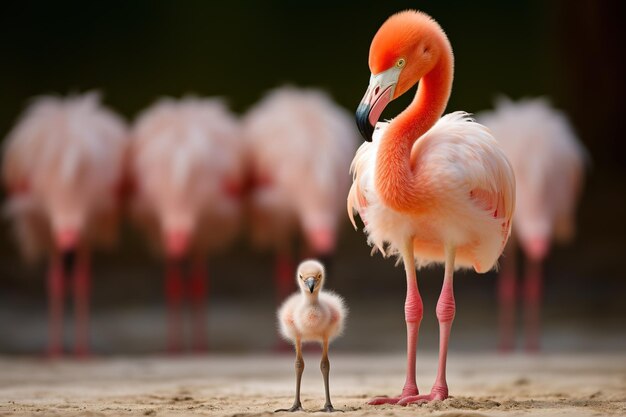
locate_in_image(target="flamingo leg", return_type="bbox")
[190,259,208,352]
[275,336,304,412]
[399,246,456,405]
[498,243,517,352]
[47,253,64,357]
[369,240,422,405]
[319,336,338,412]
[73,249,91,357]
[165,260,184,353]
[523,258,543,352]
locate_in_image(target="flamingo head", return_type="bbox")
[297,259,325,295]
[356,10,448,141]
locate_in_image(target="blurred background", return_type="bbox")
[0,0,624,355]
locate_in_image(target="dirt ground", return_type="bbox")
[0,352,624,417]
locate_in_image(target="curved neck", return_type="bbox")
[375,40,453,212]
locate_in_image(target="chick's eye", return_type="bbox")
[396,58,406,68]
[299,274,303,279]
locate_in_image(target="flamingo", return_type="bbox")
[2,92,128,357]
[277,259,347,412]
[477,97,587,351]
[243,87,358,305]
[130,97,244,352]
[347,10,515,404]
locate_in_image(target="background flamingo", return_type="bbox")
[243,86,358,305]
[130,97,244,352]
[477,97,588,352]
[2,92,128,356]
[348,11,515,404]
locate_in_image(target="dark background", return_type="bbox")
[0,1,624,353]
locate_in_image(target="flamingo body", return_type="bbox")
[477,97,587,351]
[130,97,244,352]
[348,10,515,405]
[276,259,346,412]
[349,112,514,272]
[478,97,586,259]
[2,92,128,355]
[244,86,357,255]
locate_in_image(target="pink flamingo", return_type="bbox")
[2,93,128,357]
[243,86,357,304]
[348,11,515,404]
[130,97,244,352]
[477,97,587,352]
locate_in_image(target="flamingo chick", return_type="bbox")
[277,259,347,412]
[2,93,128,356]
[243,87,358,304]
[348,11,515,404]
[130,97,244,352]
[477,97,587,351]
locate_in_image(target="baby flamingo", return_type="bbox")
[277,260,347,413]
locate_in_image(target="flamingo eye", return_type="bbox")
[299,274,303,280]
[396,58,406,68]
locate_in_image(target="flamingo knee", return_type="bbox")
[436,283,455,324]
[405,287,424,324]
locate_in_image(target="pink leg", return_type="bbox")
[73,250,91,357]
[399,246,456,405]
[523,259,543,352]
[47,254,64,357]
[190,260,208,352]
[498,244,517,352]
[166,261,184,353]
[275,252,294,303]
[369,241,422,405]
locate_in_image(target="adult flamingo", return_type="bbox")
[2,93,128,356]
[348,11,515,404]
[477,97,587,351]
[243,87,357,304]
[130,97,244,352]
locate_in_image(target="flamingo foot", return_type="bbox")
[367,387,419,405]
[396,386,448,406]
[275,403,303,412]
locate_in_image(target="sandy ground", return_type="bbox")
[0,352,624,417]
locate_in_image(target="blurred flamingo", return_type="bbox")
[477,97,587,352]
[2,93,128,357]
[348,11,515,404]
[243,86,357,305]
[130,97,244,352]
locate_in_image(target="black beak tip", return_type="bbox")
[356,104,374,142]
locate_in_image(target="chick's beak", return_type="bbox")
[355,66,401,142]
[305,277,316,293]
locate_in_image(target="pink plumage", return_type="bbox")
[243,86,358,304]
[129,97,244,352]
[478,97,588,352]
[2,92,128,356]
[478,97,587,260]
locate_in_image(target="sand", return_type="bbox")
[0,352,624,417]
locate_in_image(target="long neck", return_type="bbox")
[375,41,453,212]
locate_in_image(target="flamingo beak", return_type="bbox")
[356,67,402,142]
[305,277,316,293]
